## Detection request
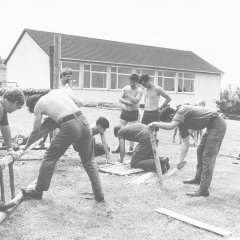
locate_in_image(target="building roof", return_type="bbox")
[5,28,223,74]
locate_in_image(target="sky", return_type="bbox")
[0,0,239,89]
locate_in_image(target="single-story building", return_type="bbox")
[5,28,223,108]
[0,57,7,87]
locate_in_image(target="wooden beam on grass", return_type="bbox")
[0,179,37,224]
[8,163,15,198]
[0,169,5,202]
[155,208,232,237]
[148,128,163,186]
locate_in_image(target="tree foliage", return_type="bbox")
[215,86,240,115]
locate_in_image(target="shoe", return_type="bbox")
[177,161,186,170]
[165,158,170,172]
[21,188,43,200]
[237,154,240,160]
[112,146,120,154]
[159,157,167,174]
[95,195,105,203]
[183,177,200,185]
[127,151,133,156]
[186,188,209,197]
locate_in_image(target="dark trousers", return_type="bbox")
[35,114,104,199]
[195,115,227,190]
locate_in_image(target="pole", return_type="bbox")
[49,45,54,89]
[53,34,61,89]
[8,163,15,199]
[148,128,163,186]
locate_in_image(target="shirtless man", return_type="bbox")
[139,74,171,125]
[21,89,105,202]
[112,73,143,153]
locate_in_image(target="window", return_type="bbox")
[110,66,132,89]
[83,64,107,89]
[157,71,176,91]
[178,72,195,92]
[137,68,155,82]
[61,61,80,87]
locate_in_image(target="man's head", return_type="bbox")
[114,125,122,137]
[159,106,176,122]
[129,73,139,89]
[96,116,110,134]
[3,88,25,113]
[60,67,73,85]
[139,74,151,88]
[26,94,44,113]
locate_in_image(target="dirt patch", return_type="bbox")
[0,107,240,240]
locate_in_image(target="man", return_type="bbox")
[113,123,170,174]
[112,73,143,153]
[73,116,110,161]
[21,89,105,202]
[0,88,25,153]
[60,67,73,89]
[148,104,227,197]
[138,74,171,125]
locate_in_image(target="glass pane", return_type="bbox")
[158,77,163,87]
[164,77,175,91]
[92,72,107,88]
[118,74,129,89]
[136,69,142,74]
[118,67,132,74]
[71,71,79,87]
[184,72,195,79]
[84,64,90,70]
[164,71,176,77]
[150,76,154,82]
[183,79,194,92]
[83,71,90,88]
[92,64,107,72]
[62,61,80,70]
[111,74,117,89]
[142,68,155,76]
[178,72,183,77]
[158,71,163,76]
[178,78,183,92]
[111,67,117,72]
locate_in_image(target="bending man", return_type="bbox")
[149,104,227,197]
[21,89,105,202]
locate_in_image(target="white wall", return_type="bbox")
[7,33,50,89]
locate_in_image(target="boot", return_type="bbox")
[95,195,105,203]
[21,188,43,200]
[183,176,201,185]
[186,188,209,197]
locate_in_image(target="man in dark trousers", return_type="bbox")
[114,123,170,174]
[21,89,105,202]
[149,104,227,197]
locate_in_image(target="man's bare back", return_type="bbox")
[36,89,81,122]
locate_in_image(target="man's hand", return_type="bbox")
[148,122,157,131]
[7,149,24,161]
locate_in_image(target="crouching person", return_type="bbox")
[114,123,170,174]
[21,89,105,202]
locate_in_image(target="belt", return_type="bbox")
[58,110,82,125]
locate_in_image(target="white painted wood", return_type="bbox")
[155,208,232,237]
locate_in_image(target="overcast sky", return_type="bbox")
[0,0,239,89]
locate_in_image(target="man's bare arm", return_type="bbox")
[179,136,189,163]
[0,125,13,150]
[124,88,143,104]
[148,120,179,130]
[119,138,125,163]
[100,133,110,160]
[157,87,172,109]
[24,106,43,150]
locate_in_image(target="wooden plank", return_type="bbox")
[155,208,232,237]
[0,179,37,224]
[0,169,5,202]
[8,163,15,199]
[127,172,156,184]
[49,45,54,89]
[148,129,163,186]
[99,164,144,176]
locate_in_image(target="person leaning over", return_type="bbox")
[148,104,227,197]
[21,89,105,202]
[0,88,25,154]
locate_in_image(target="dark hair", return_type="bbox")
[3,88,25,106]
[138,74,150,85]
[129,73,139,82]
[114,125,122,137]
[96,116,110,129]
[26,94,44,113]
[159,106,176,122]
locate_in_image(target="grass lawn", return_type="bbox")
[0,106,240,240]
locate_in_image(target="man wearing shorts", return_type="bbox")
[112,73,143,153]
